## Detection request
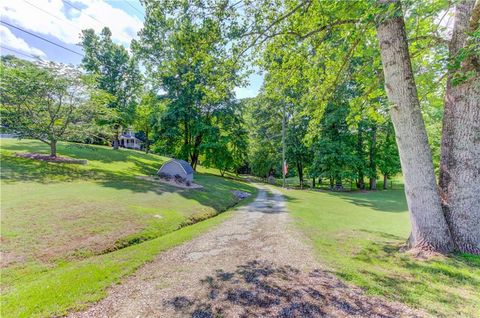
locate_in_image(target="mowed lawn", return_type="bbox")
[282,187,480,317]
[0,138,257,318]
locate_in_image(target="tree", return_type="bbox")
[80,27,142,149]
[202,101,248,176]
[244,96,282,179]
[311,92,356,190]
[0,57,111,157]
[375,0,454,252]
[377,121,401,189]
[439,0,480,254]
[133,1,245,169]
[134,92,164,154]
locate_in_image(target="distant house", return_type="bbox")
[157,159,194,182]
[119,130,141,150]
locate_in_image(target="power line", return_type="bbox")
[0,21,83,56]
[124,1,144,16]
[62,0,103,25]
[0,45,39,59]
[23,0,82,31]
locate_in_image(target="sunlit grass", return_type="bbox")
[282,187,480,317]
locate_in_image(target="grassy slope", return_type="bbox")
[1,211,233,318]
[0,139,257,318]
[282,187,480,317]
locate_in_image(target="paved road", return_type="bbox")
[69,185,424,318]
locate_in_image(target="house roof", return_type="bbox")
[163,159,194,175]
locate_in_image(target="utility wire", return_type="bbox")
[124,1,144,16]
[23,0,82,31]
[0,45,40,59]
[62,0,103,25]
[0,21,83,56]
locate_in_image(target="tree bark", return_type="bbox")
[312,177,316,188]
[376,0,453,252]
[50,140,57,157]
[369,125,377,190]
[297,162,303,189]
[145,130,150,154]
[113,126,120,150]
[357,123,365,190]
[383,174,388,190]
[439,0,480,254]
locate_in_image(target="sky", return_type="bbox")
[0,0,262,99]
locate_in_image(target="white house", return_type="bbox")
[119,130,141,150]
[157,159,194,182]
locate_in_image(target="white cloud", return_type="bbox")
[0,25,46,57]
[1,0,143,47]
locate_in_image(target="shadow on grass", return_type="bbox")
[337,237,480,317]
[1,142,257,214]
[329,191,407,213]
[277,187,406,213]
[165,260,421,318]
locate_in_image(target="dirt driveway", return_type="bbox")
[69,185,424,318]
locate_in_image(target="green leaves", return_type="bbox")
[0,57,111,147]
[80,27,142,130]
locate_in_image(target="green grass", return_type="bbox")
[282,187,480,317]
[1,139,256,264]
[1,210,233,318]
[0,138,257,317]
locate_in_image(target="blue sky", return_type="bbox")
[0,0,261,99]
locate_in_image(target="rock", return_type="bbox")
[232,190,251,200]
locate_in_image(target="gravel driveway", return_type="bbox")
[68,185,425,318]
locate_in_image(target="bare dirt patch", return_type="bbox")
[69,185,425,318]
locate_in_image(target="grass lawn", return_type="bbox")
[0,138,257,317]
[282,187,480,317]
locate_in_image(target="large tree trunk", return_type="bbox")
[383,174,388,190]
[369,125,377,190]
[439,0,480,254]
[376,0,453,252]
[50,140,57,157]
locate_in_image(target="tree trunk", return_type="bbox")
[113,126,120,150]
[357,123,365,190]
[369,125,377,190]
[383,174,388,190]
[50,140,57,157]
[329,177,334,189]
[312,177,316,189]
[145,130,150,154]
[297,162,303,189]
[439,0,480,254]
[376,0,453,252]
